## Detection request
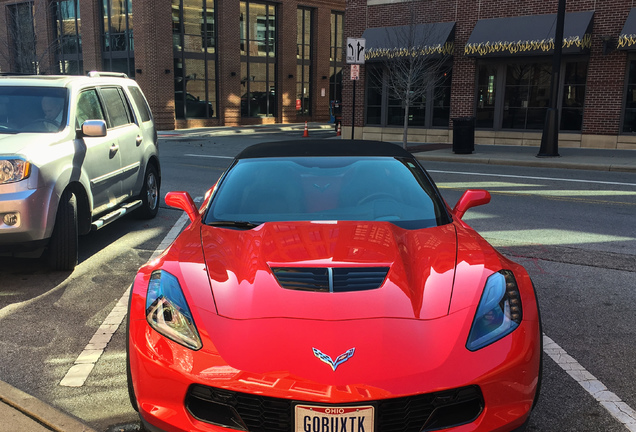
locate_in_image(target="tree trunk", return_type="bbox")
[402,104,409,150]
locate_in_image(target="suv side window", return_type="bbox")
[128,86,152,123]
[100,87,133,128]
[76,89,105,128]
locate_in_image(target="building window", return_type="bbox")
[240,1,277,118]
[330,12,344,106]
[623,57,636,133]
[173,0,217,119]
[475,59,587,131]
[53,0,82,75]
[296,7,312,116]
[365,63,452,128]
[476,64,497,128]
[7,2,37,74]
[102,0,134,77]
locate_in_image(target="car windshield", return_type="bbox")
[0,86,68,134]
[206,156,450,229]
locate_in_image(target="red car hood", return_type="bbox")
[201,221,457,321]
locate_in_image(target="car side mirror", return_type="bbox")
[165,191,198,221]
[80,119,107,138]
[453,189,491,220]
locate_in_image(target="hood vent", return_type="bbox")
[271,267,389,293]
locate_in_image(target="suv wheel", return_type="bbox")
[136,164,159,219]
[46,190,78,271]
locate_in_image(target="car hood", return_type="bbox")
[201,221,458,321]
[0,132,64,157]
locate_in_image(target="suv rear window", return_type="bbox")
[100,87,132,128]
[128,86,152,122]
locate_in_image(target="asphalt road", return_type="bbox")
[0,131,634,432]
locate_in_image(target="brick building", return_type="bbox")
[344,0,636,150]
[0,0,345,131]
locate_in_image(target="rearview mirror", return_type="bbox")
[452,189,491,220]
[165,191,198,221]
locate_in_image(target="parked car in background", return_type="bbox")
[127,140,541,432]
[0,72,161,271]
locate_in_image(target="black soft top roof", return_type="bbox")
[235,139,415,159]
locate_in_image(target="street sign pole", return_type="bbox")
[351,79,356,139]
[346,38,365,141]
[538,0,566,157]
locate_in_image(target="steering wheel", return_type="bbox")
[357,192,397,206]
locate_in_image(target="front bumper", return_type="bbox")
[0,180,54,250]
[129,307,541,432]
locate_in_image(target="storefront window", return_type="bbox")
[102,0,134,76]
[561,61,587,131]
[330,12,344,109]
[476,59,587,131]
[623,59,636,133]
[502,63,551,129]
[53,0,82,75]
[476,65,496,128]
[365,63,451,128]
[240,1,277,118]
[296,8,312,116]
[173,0,217,119]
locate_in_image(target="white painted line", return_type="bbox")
[543,335,636,431]
[60,198,202,387]
[428,169,636,187]
[184,153,233,159]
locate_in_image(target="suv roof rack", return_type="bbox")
[87,71,129,79]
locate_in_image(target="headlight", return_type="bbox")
[146,270,202,350]
[0,158,31,184]
[466,270,522,351]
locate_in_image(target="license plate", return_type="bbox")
[294,404,374,432]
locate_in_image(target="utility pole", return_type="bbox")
[538,0,566,157]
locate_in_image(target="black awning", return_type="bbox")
[362,22,455,62]
[618,8,636,50]
[465,11,594,57]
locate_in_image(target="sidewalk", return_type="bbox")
[410,142,636,173]
[0,380,96,432]
[2,124,634,432]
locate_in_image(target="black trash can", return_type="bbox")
[452,117,475,154]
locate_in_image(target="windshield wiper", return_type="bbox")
[208,220,260,229]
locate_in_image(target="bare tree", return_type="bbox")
[366,2,453,149]
[1,0,61,74]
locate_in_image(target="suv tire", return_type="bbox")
[46,190,78,271]
[136,164,160,219]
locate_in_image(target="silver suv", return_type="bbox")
[0,72,160,271]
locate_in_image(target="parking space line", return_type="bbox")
[544,335,636,431]
[59,200,201,387]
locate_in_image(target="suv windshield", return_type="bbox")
[206,156,450,230]
[0,86,68,134]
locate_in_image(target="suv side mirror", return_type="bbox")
[452,189,491,220]
[80,120,107,138]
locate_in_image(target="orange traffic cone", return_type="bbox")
[303,121,309,138]
[336,122,341,136]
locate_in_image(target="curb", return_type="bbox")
[0,381,97,432]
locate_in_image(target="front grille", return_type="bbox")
[186,385,484,432]
[271,267,389,293]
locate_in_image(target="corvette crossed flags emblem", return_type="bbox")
[312,348,355,371]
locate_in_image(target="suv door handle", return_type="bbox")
[136,135,143,146]
[109,143,119,158]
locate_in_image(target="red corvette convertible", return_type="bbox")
[127,140,542,432]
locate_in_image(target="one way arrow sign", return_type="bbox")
[346,37,366,64]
